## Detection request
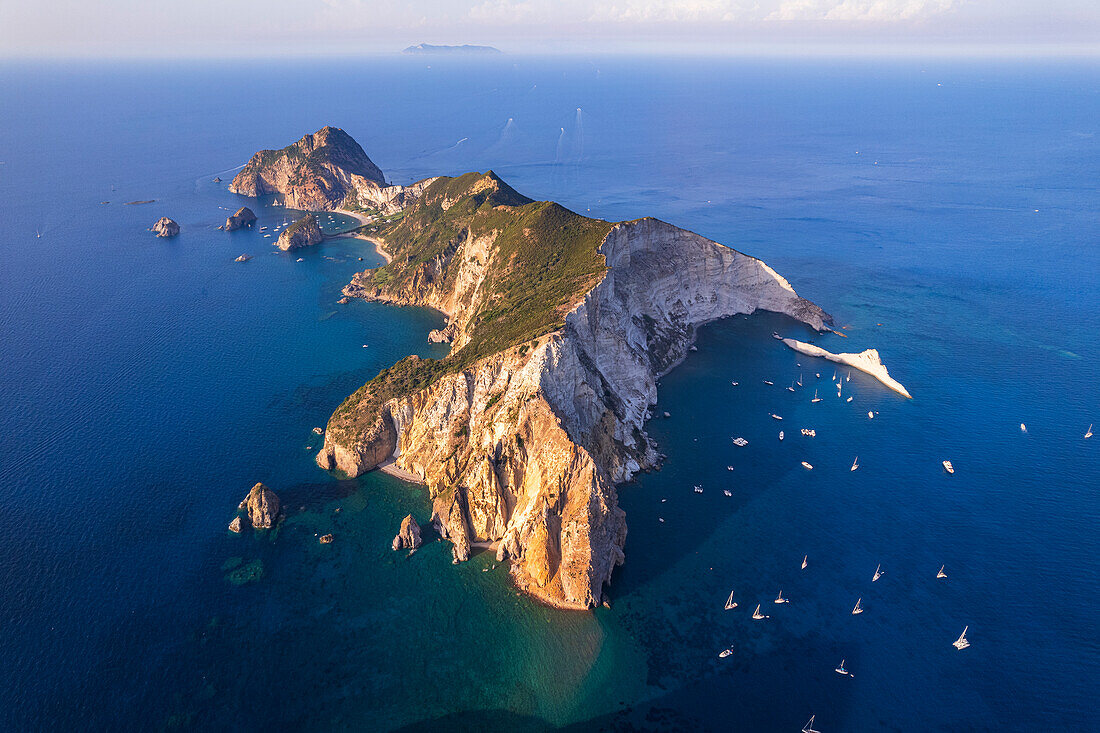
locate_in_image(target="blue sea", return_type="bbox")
[1,56,1097,731]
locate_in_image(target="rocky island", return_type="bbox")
[151,217,179,238]
[275,214,324,251]
[224,207,257,231]
[231,128,831,609]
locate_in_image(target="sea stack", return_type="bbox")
[275,214,324,251]
[225,207,257,231]
[151,217,180,238]
[391,514,423,551]
[232,482,280,530]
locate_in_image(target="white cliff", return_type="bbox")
[781,338,911,398]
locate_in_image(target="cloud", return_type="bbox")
[766,0,960,22]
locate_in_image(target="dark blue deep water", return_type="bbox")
[1,57,1097,731]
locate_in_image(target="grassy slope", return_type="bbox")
[328,172,612,443]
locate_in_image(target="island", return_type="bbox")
[402,43,502,55]
[275,214,324,251]
[232,127,832,609]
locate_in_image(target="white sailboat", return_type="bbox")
[802,714,821,733]
[811,389,822,403]
[953,626,971,650]
[937,565,947,579]
[797,372,803,387]
[1020,423,1027,433]
[832,370,837,381]
[774,590,789,604]
[779,430,785,441]
[752,604,768,620]
[837,381,842,397]
[771,413,784,420]
[763,380,774,385]
[873,564,883,582]
[835,659,852,677]
[802,554,808,570]
[787,383,796,392]
[852,597,864,615]
[850,456,859,471]
[724,590,738,610]
[1086,424,1094,439]
[846,370,851,382]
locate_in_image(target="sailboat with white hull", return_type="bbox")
[953,626,971,650]
[811,389,822,403]
[852,598,864,615]
[873,564,883,582]
[801,555,808,570]
[937,565,947,579]
[850,456,859,471]
[1086,424,1094,439]
[752,604,769,620]
[802,715,821,733]
[724,590,737,610]
[835,659,853,677]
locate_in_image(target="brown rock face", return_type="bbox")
[229,126,386,211]
[391,514,423,551]
[225,207,257,231]
[275,214,324,251]
[152,217,180,238]
[244,482,280,529]
[228,516,243,533]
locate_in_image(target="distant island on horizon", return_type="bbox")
[402,43,502,55]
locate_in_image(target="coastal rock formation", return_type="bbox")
[229,126,437,214]
[391,514,423,551]
[234,254,252,262]
[781,338,911,398]
[225,207,257,231]
[151,217,180,238]
[315,170,830,609]
[230,126,385,211]
[228,516,243,533]
[275,214,324,251]
[243,482,280,529]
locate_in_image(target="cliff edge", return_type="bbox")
[315,168,830,609]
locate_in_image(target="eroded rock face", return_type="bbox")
[391,514,423,551]
[275,214,324,251]
[318,217,829,608]
[225,207,257,231]
[244,482,280,529]
[152,217,180,238]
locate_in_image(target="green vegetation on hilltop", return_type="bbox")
[327,171,612,443]
[284,213,316,237]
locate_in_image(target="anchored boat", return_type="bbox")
[953,626,971,650]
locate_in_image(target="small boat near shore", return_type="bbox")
[942,460,955,474]
[725,590,738,610]
[811,390,822,403]
[953,626,971,650]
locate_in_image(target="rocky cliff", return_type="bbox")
[315,171,830,609]
[151,217,179,238]
[230,126,391,211]
[225,207,257,231]
[275,214,324,251]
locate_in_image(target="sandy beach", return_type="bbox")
[332,207,393,263]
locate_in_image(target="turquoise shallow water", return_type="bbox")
[0,57,1097,730]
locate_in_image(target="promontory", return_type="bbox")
[230,127,831,609]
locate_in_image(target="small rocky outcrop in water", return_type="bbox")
[275,214,324,251]
[151,217,179,238]
[213,176,222,183]
[225,207,257,231]
[234,254,252,262]
[231,482,281,531]
[391,514,423,551]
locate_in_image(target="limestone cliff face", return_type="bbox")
[317,216,829,609]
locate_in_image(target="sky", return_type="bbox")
[0,0,1096,58]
